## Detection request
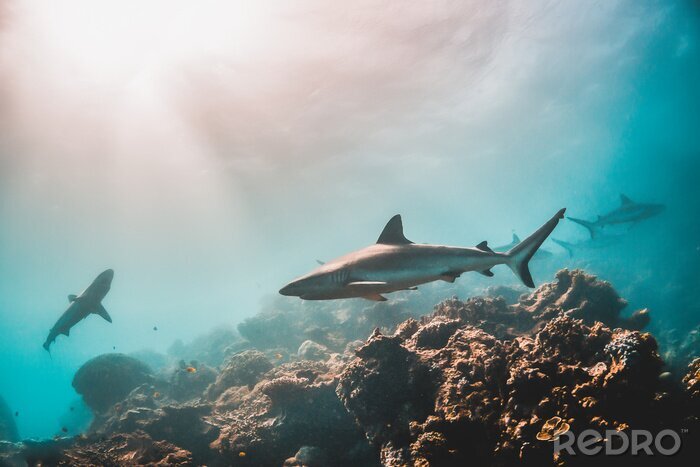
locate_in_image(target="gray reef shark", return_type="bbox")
[279,209,565,301]
[551,235,622,258]
[495,233,553,260]
[567,194,664,238]
[43,269,114,351]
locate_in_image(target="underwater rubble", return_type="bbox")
[1,269,698,466]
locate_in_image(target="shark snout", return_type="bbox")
[279,282,298,297]
[99,269,115,282]
[91,269,114,289]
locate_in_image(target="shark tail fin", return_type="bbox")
[551,238,574,258]
[567,216,597,239]
[506,209,565,287]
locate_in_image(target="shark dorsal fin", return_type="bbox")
[476,241,494,253]
[376,215,412,245]
[512,233,520,243]
[68,294,77,302]
[620,194,634,205]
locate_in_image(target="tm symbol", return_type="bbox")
[681,428,689,434]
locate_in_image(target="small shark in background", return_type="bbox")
[280,209,565,301]
[43,269,114,351]
[567,194,665,238]
[551,235,622,258]
[495,233,553,260]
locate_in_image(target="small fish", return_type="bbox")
[14,411,18,417]
[70,406,74,411]
[153,326,158,331]
[62,427,68,433]
[238,451,246,457]
[153,391,161,399]
[112,346,116,350]
[185,366,197,373]
[274,352,283,360]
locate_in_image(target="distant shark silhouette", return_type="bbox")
[495,232,553,260]
[551,235,622,258]
[280,209,565,301]
[568,194,664,238]
[43,269,114,351]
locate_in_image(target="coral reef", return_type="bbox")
[683,358,700,418]
[72,354,154,414]
[62,432,192,466]
[168,325,246,367]
[0,396,19,442]
[97,393,217,465]
[169,360,218,402]
[297,340,331,361]
[0,432,191,466]
[659,325,700,377]
[237,297,424,353]
[206,350,273,399]
[209,359,378,467]
[10,269,698,466]
[337,271,695,466]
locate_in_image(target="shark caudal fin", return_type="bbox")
[567,216,597,239]
[506,208,565,287]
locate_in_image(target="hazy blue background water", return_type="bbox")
[1,0,699,439]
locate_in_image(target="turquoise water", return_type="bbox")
[1,1,699,439]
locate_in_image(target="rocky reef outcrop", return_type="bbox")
[209,359,378,466]
[72,354,154,415]
[168,326,246,368]
[237,297,426,354]
[337,270,696,466]
[0,432,191,466]
[206,350,273,399]
[6,269,698,466]
[0,396,19,442]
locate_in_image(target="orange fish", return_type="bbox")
[153,391,161,399]
[274,353,283,360]
[238,451,246,457]
[186,366,197,373]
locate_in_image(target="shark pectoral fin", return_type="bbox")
[316,259,325,265]
[94,305,112,323]
[62,330,70,336]
[362,293,387,302]
[68,294,77,302]
[440,271,461,283]
[478,269,494,277]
